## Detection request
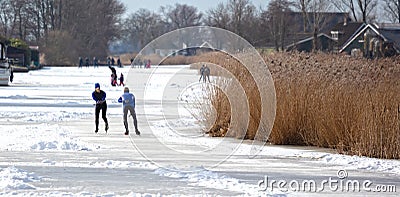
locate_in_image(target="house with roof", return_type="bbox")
[336,23,400,57]
[284,12,352,52]
[286,33,335,52]
[286,17,400,58]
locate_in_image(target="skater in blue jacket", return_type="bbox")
[118,87,140,135]
[92,83,109,133]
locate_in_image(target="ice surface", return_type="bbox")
[0,66,398,196]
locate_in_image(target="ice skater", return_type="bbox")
[203,65,211,83]
[92,83,109,133]
[119,73,124,86]
[118,87,140,135]
[199,64,205,82]
[108,65,117,86]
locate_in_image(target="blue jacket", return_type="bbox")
[118,92,135,108]
[92,90,106,105]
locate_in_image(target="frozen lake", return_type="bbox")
[0,66,399,196]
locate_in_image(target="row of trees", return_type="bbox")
[121,0,400,53]
[0,0,398,64]
[0,0,124,65]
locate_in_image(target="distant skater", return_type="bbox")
[93,57,98,68]
[118,87,140,135]
[108,66,117,86]
[79,57,83,68]
[92,83,109,133]
[203,65,211,83]
[85,57,90,68]
[117,58,122,68]
[119,73,124,86]
[199,64,205,82]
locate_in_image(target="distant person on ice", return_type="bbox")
[118,87,140,136]
[203,65,211,82]
[108,65,117,86]
[79,57,83,68]
[93,57,98,68]
[85,57,90,68]
[199,64,205,82]
[119,73,124,86]
[92,83,109,133]
[117,57,122,68]
[111,57,115,66]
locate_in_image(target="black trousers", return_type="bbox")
[95,103,108,130]
[123,105,138,131]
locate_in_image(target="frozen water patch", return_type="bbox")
[154,167,286,196]
[150,119,223,152]
[0,110,91,123]
[235,143,400,175]
[0,166,39,192]
[0,124,96,151]
[88,160,158,170]
[312,153,400,175]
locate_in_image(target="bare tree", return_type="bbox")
[124,9,167,51]
[205,0,258,43]
[205,3,230,30]
[0,0,16,38]
[383,0,400,23]
[161,3,203,29]
[295,0,332,51]
[264,0,293,51]
[332,0,377,22]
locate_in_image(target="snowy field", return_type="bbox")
[0,66,399,196]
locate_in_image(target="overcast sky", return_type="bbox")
[120,0,270,16]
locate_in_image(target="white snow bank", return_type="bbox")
[235,143,400,175]
[88,160,158,170]
[0,124,96,151]
[309,152,400,175]
[155,166,284,196]
[0,166,39,192]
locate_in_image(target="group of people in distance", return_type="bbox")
[92,83,140,136]
[79,57,99,68]
[78,56,124,68]
[130,58,151,68]
[109,65,124,86]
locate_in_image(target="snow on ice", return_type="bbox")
[0,66,399,196]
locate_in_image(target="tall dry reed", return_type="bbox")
[164,51,400,159]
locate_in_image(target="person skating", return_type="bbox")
[117,57,122,68]
[108,65,117,86]
[79,57,83,68]
[119,73,124,86]
[92,83,109,133]
[118,87,140,135]
[203,65,211,83]
[199,64,205,82]
[85,57,90,68]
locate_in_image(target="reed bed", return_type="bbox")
[165,51,400,159]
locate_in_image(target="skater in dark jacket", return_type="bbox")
[119,73,124,86]
[118,87,140,135]
[92,83,109,133]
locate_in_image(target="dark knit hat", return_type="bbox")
[95,83,100,89]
